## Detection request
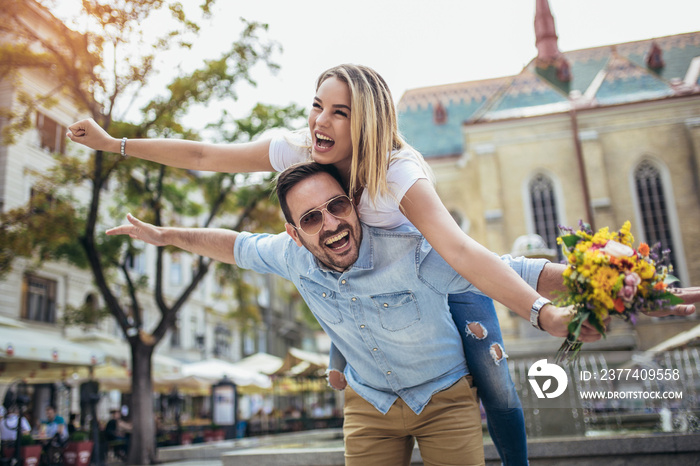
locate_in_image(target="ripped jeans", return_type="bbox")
[448,291,528,466]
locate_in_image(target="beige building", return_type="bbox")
[398,0,700,351]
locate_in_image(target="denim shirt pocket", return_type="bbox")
[371,291,420,331]
[299,277,343,324]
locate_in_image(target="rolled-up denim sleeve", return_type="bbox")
[434,253,549,295]
[499,255,549,291]
[234,231,292,280]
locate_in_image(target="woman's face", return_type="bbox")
[308,76,353,173]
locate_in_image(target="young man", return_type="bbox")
[107,162,696,465]
[44,405,68,443]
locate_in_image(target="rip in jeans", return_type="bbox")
[465,322,508,366]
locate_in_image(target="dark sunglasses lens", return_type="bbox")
[300,211,323,233]
[328,197,352,217]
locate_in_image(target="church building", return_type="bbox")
[398,0,700,349]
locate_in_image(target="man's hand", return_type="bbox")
[327,370,347,390]
[106,214,166,247]
[643,287,699,317]
[538,305,610,342]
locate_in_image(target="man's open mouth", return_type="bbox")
[324,231,349,250]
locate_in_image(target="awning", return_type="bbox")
[272,348,328,378]
[229,352,284,375]
[0,325,106,383]
[95,373,215,396]
[181,358,271,389]
[0,326,105,366]
[69,331,182,375]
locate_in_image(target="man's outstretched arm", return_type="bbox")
[106,213,238,264]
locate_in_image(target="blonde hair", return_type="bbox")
[315,64,434,204]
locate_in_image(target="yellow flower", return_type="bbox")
[590,266,619,308]
[634,261,655,280]
[615,221,635,246]
[592,227,611,246]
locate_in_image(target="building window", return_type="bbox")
[243,330,256,357]
[529,174,561,259]
[433,101,447,125]
[634,161,678,268]
[30,187,56,214]
[23,274,57,323]
[169,255,182,286]
[170,316,181,348]
[213,325,232,358]
[127,250,146,275]
[36,112,67,154]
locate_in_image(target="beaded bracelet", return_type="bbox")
[120,137,128,158]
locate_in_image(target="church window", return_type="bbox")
[433,101,447,125]
[529,174,561,259]
[634,160,677,268]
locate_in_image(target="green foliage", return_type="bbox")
[20,434,36,446]
[63,300,111,330]
[69,430,90,442]
[0,188,87,278]
[1,1,303,463]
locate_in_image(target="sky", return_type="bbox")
[55,0,700,133]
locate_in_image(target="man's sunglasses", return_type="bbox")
[291,195,355,235]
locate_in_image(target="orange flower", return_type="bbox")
[638,243,650,257]
[613,298,626,313]
[654,281,667,291]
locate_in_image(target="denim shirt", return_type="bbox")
[235,224,546,414]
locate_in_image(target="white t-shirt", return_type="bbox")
[269,130,429,229]
[0,414,31,441]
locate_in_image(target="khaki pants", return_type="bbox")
[343,376,484,466]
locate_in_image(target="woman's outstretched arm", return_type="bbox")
[66,118,274,173]
[401,178,600,340]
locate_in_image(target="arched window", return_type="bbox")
[433,101,447,125]
[529,174,561,259]
[634,160,678,269]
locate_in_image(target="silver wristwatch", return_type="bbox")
[530,297,551,331]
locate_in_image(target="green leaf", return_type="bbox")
[660,292,684,306]
[560,234,581,249]
[586,313,607,337]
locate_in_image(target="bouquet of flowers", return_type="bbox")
[555,220,681,364]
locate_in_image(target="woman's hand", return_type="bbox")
[642,287,698,317]
[66,118,119,153]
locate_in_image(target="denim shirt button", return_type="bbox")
[372,348,378,351]
[322,292,327,298]
[352,297,357,301]
[383,303,388,308]
[387,371,391,375]
[341,279,346,284]
[360,325,365,329]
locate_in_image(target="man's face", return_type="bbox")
[285,173,362,272]
[46,407,55,420]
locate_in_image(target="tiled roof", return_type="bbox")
[398,31,700,158]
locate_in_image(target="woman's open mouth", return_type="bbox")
[315,132,335,150]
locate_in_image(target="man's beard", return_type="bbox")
[298,221,362,272]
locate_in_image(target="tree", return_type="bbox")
[0,1,305,463]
